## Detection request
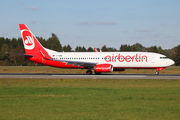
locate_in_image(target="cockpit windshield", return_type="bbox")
[160,57,168,59]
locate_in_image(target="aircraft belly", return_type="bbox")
[112,61,167,68]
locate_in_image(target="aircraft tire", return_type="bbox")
[86,70,92,75]
[155,71,159,75]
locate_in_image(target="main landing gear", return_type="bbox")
[86,70,92,75]
[86,69,101,75]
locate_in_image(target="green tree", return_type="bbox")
[81,46,86,52]
[120,44,131,51]
[101,45,108,52]
[87,47,93,52]
[63,44,72,52]
[147,46,158,53]
[11,38,17,48]
[131,43,146,51]
[75,46,82,52]
[37,37,47,48]
[0,44,9,65]
[17,38,24,48]
[63,45,67,52]
[0,37,5,49]
[47,33,62,52]
[66,44,72,52]
[174,45,180,66]
[96,48,100,52]
[9,45,24,66]
[107,47,117,52]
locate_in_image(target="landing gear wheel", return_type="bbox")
[155,71,159,75]
[86,70,92,75]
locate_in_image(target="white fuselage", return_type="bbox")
[46,49,174,69]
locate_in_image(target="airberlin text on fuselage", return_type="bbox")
[105,54,147,62]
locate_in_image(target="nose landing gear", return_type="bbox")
[155,68,164,75]
[155,71,159,75]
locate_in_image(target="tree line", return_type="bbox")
[0,33,180,66]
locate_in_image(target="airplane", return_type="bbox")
[19,24,175,75]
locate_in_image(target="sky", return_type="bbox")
[0,0,180,50]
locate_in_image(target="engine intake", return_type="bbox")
[95,64,113,73]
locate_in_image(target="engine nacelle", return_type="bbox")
[95,64,113,73]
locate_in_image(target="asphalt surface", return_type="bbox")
[0,73,180,79]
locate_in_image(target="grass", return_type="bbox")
[0,79,180,120]
[0,66,179,119]
[0,66,180,74]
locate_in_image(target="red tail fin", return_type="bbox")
[19,24,51,60]
[94,48,98,52]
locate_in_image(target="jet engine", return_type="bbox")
[95,64,113,73]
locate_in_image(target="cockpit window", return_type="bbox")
[160,57,168,59]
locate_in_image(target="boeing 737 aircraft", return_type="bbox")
[19,24,174,75]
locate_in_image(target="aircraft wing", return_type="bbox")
[56,60,97,68]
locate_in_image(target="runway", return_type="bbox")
[0,73,180,79]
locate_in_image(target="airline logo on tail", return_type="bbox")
[21,29,35,50]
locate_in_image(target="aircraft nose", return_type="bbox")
[169,59,175,66]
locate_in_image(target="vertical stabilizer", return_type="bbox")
[19,24,51,60]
